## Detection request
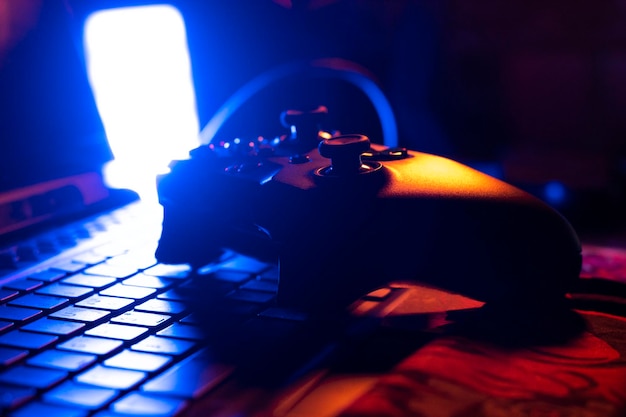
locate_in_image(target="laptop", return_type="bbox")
[2,1,626,416]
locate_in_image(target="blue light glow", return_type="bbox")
[544,181,568,205]
[84,5,199,201]
[199,58,399,147]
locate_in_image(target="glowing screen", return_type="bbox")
[84,5,199,201]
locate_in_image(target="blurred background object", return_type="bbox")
[0,0,42,67]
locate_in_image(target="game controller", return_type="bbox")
[155,106,582,314]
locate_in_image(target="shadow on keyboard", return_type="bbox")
[2,202,625,417]
[0,202,398,416]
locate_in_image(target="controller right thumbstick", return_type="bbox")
[318,134,371,176]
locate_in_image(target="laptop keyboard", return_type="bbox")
[0,202,310,416]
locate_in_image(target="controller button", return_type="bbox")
[289,154,310,164]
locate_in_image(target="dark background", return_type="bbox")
[2,0,626,232]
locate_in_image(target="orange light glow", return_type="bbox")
[382,153,528,200]
[319,130,333,140]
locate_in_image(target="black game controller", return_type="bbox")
[155,107,582,315]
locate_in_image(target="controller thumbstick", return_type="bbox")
[280,106,328,150]
[280,105,328,130]
[318,134,372,176]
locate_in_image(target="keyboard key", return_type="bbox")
[156,289,185,301]
[92,242,128,258]
[0,365,67,389]
[225,289,275,304]
[219,255,270,274]
[58,336,123,356]
[76,365,147,390]
[35,283,93,299]
[0,330,58,350]
[111,311,171,327]
[260,266,279,282]
[56,234,77,248]
[16,245,40,262]
[209,269,253,283]
[0,288,19,302]
[106,251,157,270]
[0,320,13,333]
[8,293,69,310]
[27,269,66,283]
[50,261,87,274]
[104,350,171,372]
[122,274,175,289]
[111,392,186,416]
[50,306,111,323]
[22,318,85,336]
[84,223,105,234]
[141,349,231,399]
[71,227,91,240]
[36,239,59,254]
[0,347,28,367]
[0,384,35,411]
[131,336,195,356]
[28,350,97,372]
[177,279,236,297]
[240,279,279,293]
[157,323,205,340]
[84,264,138,279]
[91,242,127,258]
[85,323,149,342]
[62,274,116,289]
[0,306,41,322]
[71,251,107,266]
[212,299,263,318]
[75,295,134,311]
[3,279,43,292]
[44,381,119,410]
[99,284,155,300]
[175,280,198,291]
[135,299,186,315]
[143,263,191,279]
